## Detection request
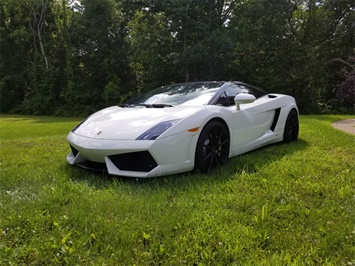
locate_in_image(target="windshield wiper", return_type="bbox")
[119,104,136,108]
[119,103,174,108]
[145,104,174,108]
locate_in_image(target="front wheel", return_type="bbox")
[195,120,230,172]
[283,109,299,143]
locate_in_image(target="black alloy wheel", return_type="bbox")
[195,120,230,172]
[283,109,299,143]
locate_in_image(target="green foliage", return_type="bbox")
[230,0,354,113]
[331,57,355,113]
[0,115,354,264]
[0,0,353,115]
[127,10,177,88]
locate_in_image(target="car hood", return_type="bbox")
[73,105,205,140]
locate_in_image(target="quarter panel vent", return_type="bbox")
[270,108,281,131]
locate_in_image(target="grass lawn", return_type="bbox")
[0,114,354,265]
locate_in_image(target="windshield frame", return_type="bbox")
[124,81,267,107]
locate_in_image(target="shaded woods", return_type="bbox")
[0,0,354,116]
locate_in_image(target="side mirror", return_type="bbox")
[234,93,256,110]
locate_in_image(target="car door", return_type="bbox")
[217,84,275,153]
[229,99,275,153]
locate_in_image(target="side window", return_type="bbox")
[237,85,252,94]
[216,84,242,106]
[216,93,229,106]
[215,83,267,106]
[241,84,266,98]
[225,85,242,97]
[215,83,266,106]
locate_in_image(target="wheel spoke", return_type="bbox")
[218,149,229,154]
[203,151,212,162]
[217,128,225,142]
[208,153,215,171]
[209,132,217,146]
[215,153,225,164]
[219,139,229,147]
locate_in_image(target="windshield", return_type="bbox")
[126,82,224,106]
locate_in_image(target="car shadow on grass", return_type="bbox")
[65,138,309,190]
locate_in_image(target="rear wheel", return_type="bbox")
[195,120,230,172]
[283,109,299,143]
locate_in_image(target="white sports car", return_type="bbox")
[67,81,299,178]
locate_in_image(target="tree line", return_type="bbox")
[0,0,354,116]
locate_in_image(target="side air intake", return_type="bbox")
[270,108,281,132]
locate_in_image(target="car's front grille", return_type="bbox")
[109,151,158,172]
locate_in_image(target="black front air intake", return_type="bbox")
[70,145,79,157]
[109,151,158,172]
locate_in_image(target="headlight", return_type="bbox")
[71,118,88,133]
[136,119,181,140]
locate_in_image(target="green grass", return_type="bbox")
[0,114,354,265]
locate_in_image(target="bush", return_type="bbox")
[336,71,354,109]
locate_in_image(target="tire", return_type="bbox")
[283,109,299,143]
[195,120,230,172]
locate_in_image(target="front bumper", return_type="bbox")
[66,131,198,178]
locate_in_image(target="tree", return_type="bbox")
[328,57,355,111]
[57,0,132,113]
[0,0,353,115]
[229,0,354,112]
[0,0,33,113]
[21,0,50,70]
[128,0,237,87]
[127,10,177,90]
